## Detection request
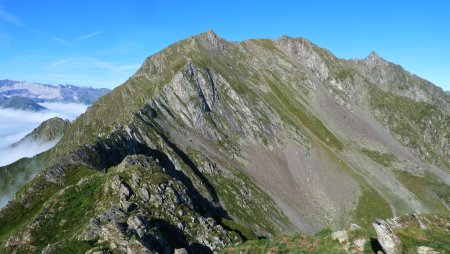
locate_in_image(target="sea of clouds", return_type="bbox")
[0,103,88,166]
[0,103,88,208]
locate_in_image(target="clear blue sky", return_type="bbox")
[0,0,449,90]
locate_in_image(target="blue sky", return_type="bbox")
[0,0,449,90]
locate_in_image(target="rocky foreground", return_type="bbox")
[224,214,450,254]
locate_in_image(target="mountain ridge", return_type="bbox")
[0,30,449,253]
[12,117,70,147]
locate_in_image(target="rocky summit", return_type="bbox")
[0,30,449,253]
[12,117,71,146]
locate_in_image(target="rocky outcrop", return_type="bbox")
[3,154,243,253]
[373,219,402,254]
[79,155,242,253]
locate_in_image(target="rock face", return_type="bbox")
[0,31,449,253]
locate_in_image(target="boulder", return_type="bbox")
[417,246,440,254]
[331,230,348,244]
[174,248,188,254]
[373,219,402,254]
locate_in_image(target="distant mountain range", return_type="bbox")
[0,79,110,104]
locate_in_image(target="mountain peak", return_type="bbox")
[12,117,70,146]
[277,35,312,45]
[194,29,225,51]
[363,51,388,67]
[206,29,218,38]
[206,29,221,44]
[366,51,381,61]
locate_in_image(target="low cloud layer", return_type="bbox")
[0,140,58,208]
[39,102,89,118]
[0,102,88,166]
[0,102,87,208]
[0,139,58,167]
